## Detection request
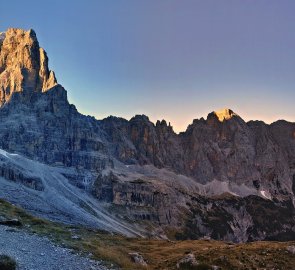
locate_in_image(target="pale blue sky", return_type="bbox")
[1,0,294,132]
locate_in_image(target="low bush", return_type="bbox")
[0,255,17,270]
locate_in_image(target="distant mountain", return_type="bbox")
[0,28,294,242]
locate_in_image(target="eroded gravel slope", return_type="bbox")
[0,225,112,270]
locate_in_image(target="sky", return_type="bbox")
[1,0,295,132]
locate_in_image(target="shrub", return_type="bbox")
[195,264,213,270]
[0,255,17,270]
[179,262,212,270]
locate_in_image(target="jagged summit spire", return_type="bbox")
[0,28,57,106]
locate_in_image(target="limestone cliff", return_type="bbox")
[102,112,295,202]
[0,28,57,106]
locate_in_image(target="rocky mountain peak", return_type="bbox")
[130,114,150,123]
[0,28,57,106]
[212,108,237,122]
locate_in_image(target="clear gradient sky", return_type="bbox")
[1,0,295,132]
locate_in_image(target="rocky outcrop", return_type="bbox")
[176,253,198,269]
[93,172,183,226]
[128,252,148,267]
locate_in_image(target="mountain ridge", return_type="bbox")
[1,28,292,131]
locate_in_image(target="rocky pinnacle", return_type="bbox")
[0,28,57,106]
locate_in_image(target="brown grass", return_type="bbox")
[0,198,295,269]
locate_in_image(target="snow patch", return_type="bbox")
[260,190,272,200]
[0,32,5,42]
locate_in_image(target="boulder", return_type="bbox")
[128,252,147,267]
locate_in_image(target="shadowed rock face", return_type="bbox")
[175,194,295,242]
[0,28,294,242]
[102,112,295,201]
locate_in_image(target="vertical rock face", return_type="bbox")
[0,28,57,106]
[101,115,182,169]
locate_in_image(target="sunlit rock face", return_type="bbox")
[0,28,57,106]
[213,108,237,122]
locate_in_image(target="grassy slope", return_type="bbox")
[0,198,294,270]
